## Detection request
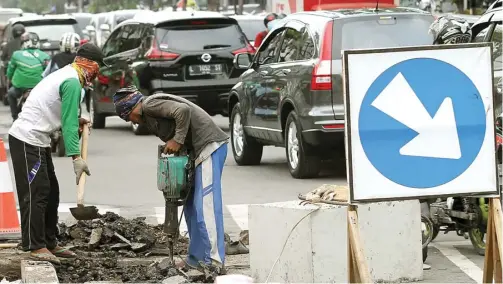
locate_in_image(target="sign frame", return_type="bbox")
[342,43,499,203]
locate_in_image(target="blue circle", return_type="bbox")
[359,58,486,188]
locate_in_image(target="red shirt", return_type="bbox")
[254,31,268,48]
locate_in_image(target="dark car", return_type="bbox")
[471,0,502,165]
[3,15,82,57]
[91,11,254,134]
[228,8,435,179]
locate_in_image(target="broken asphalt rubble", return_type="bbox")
[0,212,250,283]
[57,212,249,283]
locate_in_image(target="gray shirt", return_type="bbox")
[140,93,229,158]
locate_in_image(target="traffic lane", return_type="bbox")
[54,115,346,209]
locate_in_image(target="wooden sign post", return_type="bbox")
[483,198,502,283]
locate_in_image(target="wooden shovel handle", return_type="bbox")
[77,124,89,205]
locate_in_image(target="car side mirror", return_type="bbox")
[233,53,252,69]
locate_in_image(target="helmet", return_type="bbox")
[429,15,472,45]
[264,13,277,27]
[21,32,40,49]
[12,24,25,38]
[60,32,81,53]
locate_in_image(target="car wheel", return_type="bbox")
[285,111,321,179]
[93,112,106,129]
[230,103,263,165]
[131,122,149,135]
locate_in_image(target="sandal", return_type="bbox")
[29,252,61,265]
[50,247,77,258]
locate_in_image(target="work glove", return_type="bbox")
[73,157,91,185]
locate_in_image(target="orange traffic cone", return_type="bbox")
[0,138,21,240]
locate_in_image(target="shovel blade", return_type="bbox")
[70,205,99,220]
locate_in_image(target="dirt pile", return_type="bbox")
[55,212,190,283]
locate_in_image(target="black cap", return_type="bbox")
[76,43,105,66]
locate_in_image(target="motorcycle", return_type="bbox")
[17,88,32,113]
[428,197,489,255]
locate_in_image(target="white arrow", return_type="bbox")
[370,72,462,159]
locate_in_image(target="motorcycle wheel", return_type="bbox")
[422,216,434,249]
[469,228,486,256]
[57,135,66,157]
[432,225,440,241]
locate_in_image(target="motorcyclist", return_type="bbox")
[43,32,81,77]
[7,32,50,121]
[254,13,277,48]
[1,24,25,63]
[428,15,472,45]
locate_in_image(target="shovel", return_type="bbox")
[70,123,99,220]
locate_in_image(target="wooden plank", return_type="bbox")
[0,243,18,249]
[491,199,502,283]
[483,199,494,283]
[347,205,372,283]
[491,198,502,260]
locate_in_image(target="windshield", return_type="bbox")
[75,16,91,32]
[336,16,434,58]
[156,24,246,51]
[236,19,264,41]
[115,13,136,25]
[25,24,77,41]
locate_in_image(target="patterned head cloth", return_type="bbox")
[113,85,144,121]
[72,56,100,86]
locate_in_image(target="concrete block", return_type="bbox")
[20,260,58,283]
[249,201,348,283]
[249,199,422,283]
[358,200,423,282]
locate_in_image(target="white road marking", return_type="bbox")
[430,241,483,283]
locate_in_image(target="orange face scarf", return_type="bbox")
[72,56,100,86]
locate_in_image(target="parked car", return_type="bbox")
[100,10,142,44]
[471,0,502,165]
[231,14,264,46]
[86,12,108,47]
[3,15,82,57]
[71,12,93,42]
[228,8,435,178]
[91,11,254,134]
[0,8,23,105]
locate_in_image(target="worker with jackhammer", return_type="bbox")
[112,85,229,274]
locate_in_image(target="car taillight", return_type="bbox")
[80,39,89,45]
[322,123,344,130]
[232,43,256,55]
[97,74,109,85]
[311,21,333,91]
[145,39,180,60]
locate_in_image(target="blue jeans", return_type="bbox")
[8,86,25,120]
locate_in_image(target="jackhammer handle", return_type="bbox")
[77,124,90,205]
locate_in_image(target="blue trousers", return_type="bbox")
[184,144,227,267]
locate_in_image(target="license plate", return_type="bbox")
[189,64,223,76]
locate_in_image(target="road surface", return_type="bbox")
[0,104,487,283]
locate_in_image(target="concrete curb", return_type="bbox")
[21,260,58,283]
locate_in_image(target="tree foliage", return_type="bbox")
[87,0,139,12]
[17,0,66,13]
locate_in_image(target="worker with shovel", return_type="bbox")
[8,43,104,264]
[113,85,229,275]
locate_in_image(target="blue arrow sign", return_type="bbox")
[359,58,487,188]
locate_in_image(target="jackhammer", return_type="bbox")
[157,145,194,264]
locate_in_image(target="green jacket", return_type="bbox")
[7,48,50,89]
